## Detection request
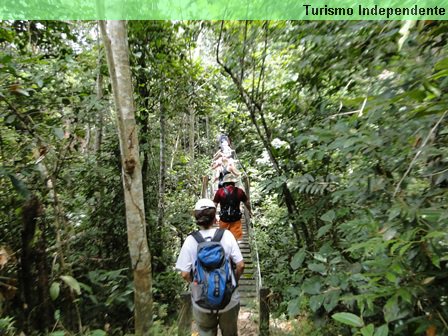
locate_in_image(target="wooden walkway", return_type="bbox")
[235,207,258,306]
[212,200,258,307]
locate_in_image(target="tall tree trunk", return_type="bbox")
[205,115,210,155]
[155,100,166,272]
[19,196,39,331]
[188,104,195,161]
[94,24,104,154]
[170,130,180,170]
[35,214,53,331]
[100,20,153,334]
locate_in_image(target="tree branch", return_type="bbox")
[393,110,447,197]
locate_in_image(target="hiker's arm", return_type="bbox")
[229,165,241,176]
[181,271,192,283]
[234,261,245,282]
[213,150,222,160]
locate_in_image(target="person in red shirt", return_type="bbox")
[213,174,252,241]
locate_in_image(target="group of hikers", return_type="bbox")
[175,133,252,336]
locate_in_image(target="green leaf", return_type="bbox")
[287,297,301,316]
[361,324,375,336]
[385,272,397,283]
[332,312,364,327]
[323,289,340,312]
[435,57,448,70]
[309,294,324,312]
[15,88,30,96]
[425,231,447,239]
[407,89,426,102]
[8,174,30,199]
[397,288,412,303]
[88,330,107,336]
[430,69,448,80]
[50,282,60,301]
[79,282,93,294]
[53,127,65,139]
[308,263,326,274]
[317,224,332,239]
[431,255,441,268]
[374,324,389,336]
[5,114,16,124]
[302,277,321,295]
[383,295,409,322]
[48,331,65,336]
[320,210,335,223]
[54,309,60,321]
[290,248,306,270]
[60,275,81,295]
[399,243,413,257]
[0,54,12,64]
[421,276,435,285]
[383,228,397,241]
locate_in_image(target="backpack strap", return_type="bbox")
[190,231,205,243]
[221,187,231,212]
[231,187,239,207]
[223,186,239,209]
[212,228,225,242]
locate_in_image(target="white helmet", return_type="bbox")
[194,198,216,210]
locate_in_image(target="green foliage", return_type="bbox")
[217,20,448,335]
[332,312,364,328]
[0,316,17,336]
[79,268,134,326]
[2,19,448,335]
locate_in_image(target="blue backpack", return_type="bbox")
[190,229,235,311]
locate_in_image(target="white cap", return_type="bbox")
[194,198,216,210]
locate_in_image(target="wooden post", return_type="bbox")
[259,287,270,336]
[243,175,251,227]
[209,182,214,198]
[201,176,208,198]
[178,292,192,336]
[243,175,250,199]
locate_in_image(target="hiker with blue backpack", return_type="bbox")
[176,198,245,336]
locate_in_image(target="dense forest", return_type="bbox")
[1,20,447,336]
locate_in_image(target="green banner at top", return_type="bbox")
[0,0,447,19]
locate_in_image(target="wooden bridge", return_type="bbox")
[178,173,270,335]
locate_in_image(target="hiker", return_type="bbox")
[176,198,245,336]
[217,133,232,152]
[213,144,234,162]
[212,156,241,189]
[213,174,252,241]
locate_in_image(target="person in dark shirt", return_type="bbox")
[213,174,252,241]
